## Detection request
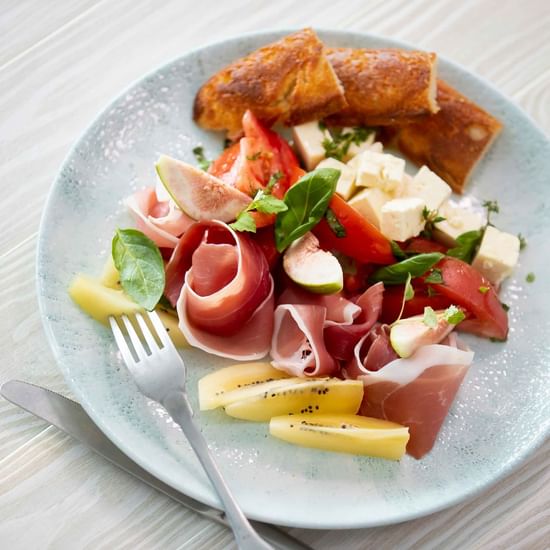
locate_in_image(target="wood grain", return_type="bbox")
[0,0,548,548]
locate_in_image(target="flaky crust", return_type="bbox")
[394,80,503,193]
[325,48,439,126]
[193,28,347,134]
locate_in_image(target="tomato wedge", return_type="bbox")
[429,257,509,340]
[313,195,394,265]
[381,284,453,324]
[403,237,448,255]
[208,142,241,181]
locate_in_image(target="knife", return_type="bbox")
[0,380,311,550]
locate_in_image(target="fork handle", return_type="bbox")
[163,391,274,550]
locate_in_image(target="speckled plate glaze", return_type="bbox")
[37,30,550,529]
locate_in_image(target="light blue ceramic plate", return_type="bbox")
[37,30,550,529]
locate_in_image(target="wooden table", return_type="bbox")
[1,1,549,548]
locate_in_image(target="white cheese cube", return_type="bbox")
[380,198,426,241]
[471,226,520,286]
[356,152,405,194]
[347,141,384,171]
[317,158,356,200]
[349,188,392,228]
[403,166,452,211]
[343,128,375,161]
[433,202,485,247]
[292,121,330,171]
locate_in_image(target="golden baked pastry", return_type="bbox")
[393,80,503,193]
[193,28,347,134]
[326,48,439,126]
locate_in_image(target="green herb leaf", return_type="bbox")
[444,305,465,325]
[483,199,499,225]
[275,168,339,252]
[230,211,257,233]
[447,229,484,264]
[423,306,438,329]
[404,274,415,301]
[526,272,535,283]
[420,207,445,238]
[322,126,374,161]
[518,233,527,250]
[370,252,444,285]
[390,240,407,260]
[112,229,165,310]
[424,268,444,284]
[325,208,347,238]
[265,171,283,193]
[192,146,211,171]
[478,286,490,294]
[252,192,288,215]
[501,302,510,312]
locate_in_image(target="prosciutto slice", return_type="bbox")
[349,332,474,458]
[126,188,194,248]
[165,221,274,359]
[324,283,385,361]
[271,304,337,377]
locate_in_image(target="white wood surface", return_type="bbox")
[0,1,549,548]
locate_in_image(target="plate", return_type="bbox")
[36,30,550,529]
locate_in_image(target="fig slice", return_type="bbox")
[269,414,409,459]
[390,311,454,358]
[155,154,251,222]
[283,232,343,294]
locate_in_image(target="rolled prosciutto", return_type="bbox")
[271,304,337,378]
[165,221,274,360]
[326,48,439,126]
[126,187,194,248]
[349,332,474,458]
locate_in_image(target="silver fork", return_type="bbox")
[109,311,273,550]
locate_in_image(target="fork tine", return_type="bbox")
[135,312,159,351]
[146,310,172,347]
[121,315,148,361]
[109,316,139,368]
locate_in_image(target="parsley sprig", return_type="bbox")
[192,146,211,171]
[320,124,374,161]
[230,172,286,233]
[421,207,445,239]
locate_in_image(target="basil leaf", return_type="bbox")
[112,229,165,310]
[370,252,444,284]
[230,211,256,233]
[404,274,415,301]
[275,168,339,252]
[390,240,407,260]
[424,268,444,284]
[447,229,483,263]
[325,208,346,238]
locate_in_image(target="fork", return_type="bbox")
[109,311,273,550]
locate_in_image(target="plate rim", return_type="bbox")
[36,27,550,529]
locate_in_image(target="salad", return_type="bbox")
[70,29,527,461]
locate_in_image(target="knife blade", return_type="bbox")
[0,380,311,550]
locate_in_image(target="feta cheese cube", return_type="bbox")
[471,225,520,286]
[403,166,452,211]
[433,202,485,247]
[292,121,330,171]
[356,152,405,194]
[348,188,392,228]
[347,141,384,171]
[380,198,426,241]
[317,158,356,200]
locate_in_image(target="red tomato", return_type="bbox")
[250,226,280,270]
[403,237,448,255]
[381,285,453,324]
[430,257,509,340]
[313,195,394,265]
[208,111,302,203]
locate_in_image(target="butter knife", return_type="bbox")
[0,380,311,550]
